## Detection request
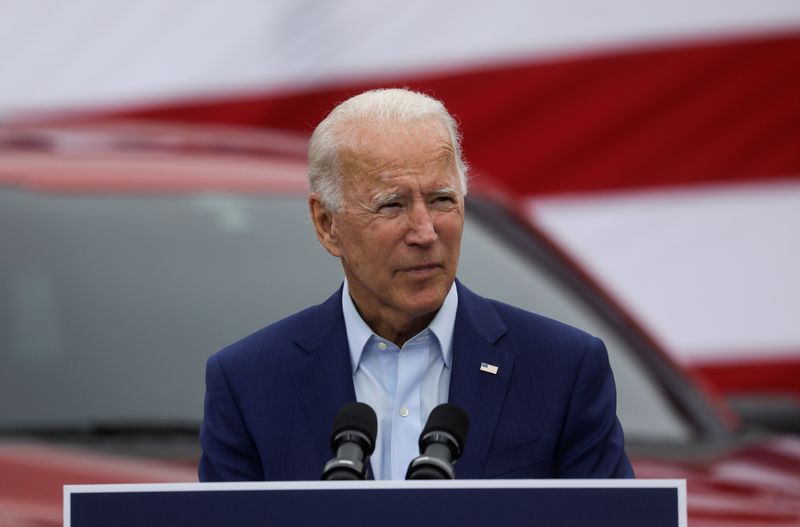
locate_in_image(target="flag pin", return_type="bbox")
[480,362,499,375]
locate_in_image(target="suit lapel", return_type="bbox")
[448,282,514,478]
[290,288,357,466]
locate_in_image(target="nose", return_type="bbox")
[404,201,437,246]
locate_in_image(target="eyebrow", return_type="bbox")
[372,192,404,208]
[429,186,459,198]
[372,186,459,208]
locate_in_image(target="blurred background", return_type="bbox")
[1,1,800,526]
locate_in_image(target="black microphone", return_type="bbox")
[321,402,377,480]
[406,403,469,479]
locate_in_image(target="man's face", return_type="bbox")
[310,117,464,339]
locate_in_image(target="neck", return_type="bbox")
[348,294,436,348]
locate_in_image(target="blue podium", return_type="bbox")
[65,480,685,527]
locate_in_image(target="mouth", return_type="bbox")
[399,264,442,277]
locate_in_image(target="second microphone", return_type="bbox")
[406,403,469,479]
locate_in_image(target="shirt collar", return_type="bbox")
[342,280,458,374]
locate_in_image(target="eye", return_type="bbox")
[432,195,456,205]
[378,202,401,212]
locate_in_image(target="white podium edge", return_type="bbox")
[64,478,686,527]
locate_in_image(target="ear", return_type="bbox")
[309,193,342,257]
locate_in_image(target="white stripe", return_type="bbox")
[2,0,800,114]
[531,180,800,361]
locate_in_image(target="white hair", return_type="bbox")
[308,88,468,211]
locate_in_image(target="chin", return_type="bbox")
[402,284,450,316]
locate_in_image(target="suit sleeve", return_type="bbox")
[198,353,264,481]
[557,336,635,478]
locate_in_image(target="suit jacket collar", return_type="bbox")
[289,280,514,479]
[290,286,357,467]
[448,280,514,478]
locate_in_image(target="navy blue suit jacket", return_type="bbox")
[199,281,633,480]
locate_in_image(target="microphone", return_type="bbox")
[321,402,377,480]
[406,403,469,480]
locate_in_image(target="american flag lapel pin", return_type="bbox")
[480,362,499,375]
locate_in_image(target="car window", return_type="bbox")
[458,218,692,442]
[0,191,341,428]
[0,189,690,443]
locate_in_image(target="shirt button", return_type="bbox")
[400,407,409,417]
[377,342,388,351]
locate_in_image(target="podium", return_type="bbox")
[65,479,685,527]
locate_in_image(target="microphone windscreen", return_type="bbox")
[422,403,469,447]
[331,402,378,444]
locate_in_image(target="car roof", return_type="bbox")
[0,120,310,194]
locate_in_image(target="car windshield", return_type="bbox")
[0,189,694,443]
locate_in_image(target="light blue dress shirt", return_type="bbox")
[342,280,457,480]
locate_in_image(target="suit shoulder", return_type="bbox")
[484,297,604,366]
[211,292,340,369]
[478,297,612,400]
[458,283,603,356]
[491,297,594,339]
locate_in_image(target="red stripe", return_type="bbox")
[87,30,800,196]
[692,356,800,397]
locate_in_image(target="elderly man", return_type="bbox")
[199,88,633,481]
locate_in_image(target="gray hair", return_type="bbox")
[308,88,468,211]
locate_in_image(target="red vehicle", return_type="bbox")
[1,121,799,526]
[98,29,800,424]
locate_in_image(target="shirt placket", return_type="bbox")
[390,335,429,479]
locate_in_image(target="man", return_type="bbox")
[199,88,633,481]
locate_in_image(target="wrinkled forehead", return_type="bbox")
[336,117,456,177]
